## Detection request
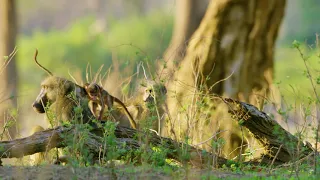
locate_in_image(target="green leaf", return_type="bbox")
[292,40,301,48]
[316,77,320,84]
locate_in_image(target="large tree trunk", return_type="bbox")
[164,0,286,159]
[0,0,18,139]
[161,0,209,78]
[169,0,286,104]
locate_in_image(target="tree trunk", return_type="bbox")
[170,0,286,104]
[161,0,209,78]
[164,0,286,159]
[0,0,18,139]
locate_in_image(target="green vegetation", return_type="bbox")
[16,14,320,106]
[275,45,320,104]
[14,9,319,104]
[17,11,173,92]
[3,8,320,180]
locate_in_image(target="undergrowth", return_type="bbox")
[1,35,320,179]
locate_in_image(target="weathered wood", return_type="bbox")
[225,98,314,163]
[0,125,227,167]
[0,126,66,158]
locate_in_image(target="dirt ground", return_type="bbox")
[0,165,253,180]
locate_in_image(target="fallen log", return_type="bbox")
[0,125,228,167]
[224,98,314,163]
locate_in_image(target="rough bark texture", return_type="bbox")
[0,98,314,167]
[224,98,313,163]
[0,0,18,139]
[169,0,286,105]
[161,0,209,78]
[0,125,227,168]
[164,0,286,159]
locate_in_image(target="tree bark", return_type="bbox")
[224,97,313,163]
[164,0,286,158]
[161,0,209,78]
[169,0,286,104]
[0,125,228,168]
[0,0,18,139]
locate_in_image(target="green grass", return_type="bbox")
[275,46,320,104]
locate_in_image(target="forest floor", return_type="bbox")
[0,165,262,180]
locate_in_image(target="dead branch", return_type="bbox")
[225,98,314,163]
[0,125,227,168]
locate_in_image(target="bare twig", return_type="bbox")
[269,144,283,173]
[295,39,320,175]
[194,130,228,146]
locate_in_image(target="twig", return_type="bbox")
[268,144,283,173]
[194,130,228,146]
[0,47,18,76]
[295,40,320,175]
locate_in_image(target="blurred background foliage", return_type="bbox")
[275,0,320,103]
[14,0,319,98]
[2,0,319,132]
[278,0,320,45]
[17,11,173,91]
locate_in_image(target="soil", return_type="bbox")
[0,165,251,180]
